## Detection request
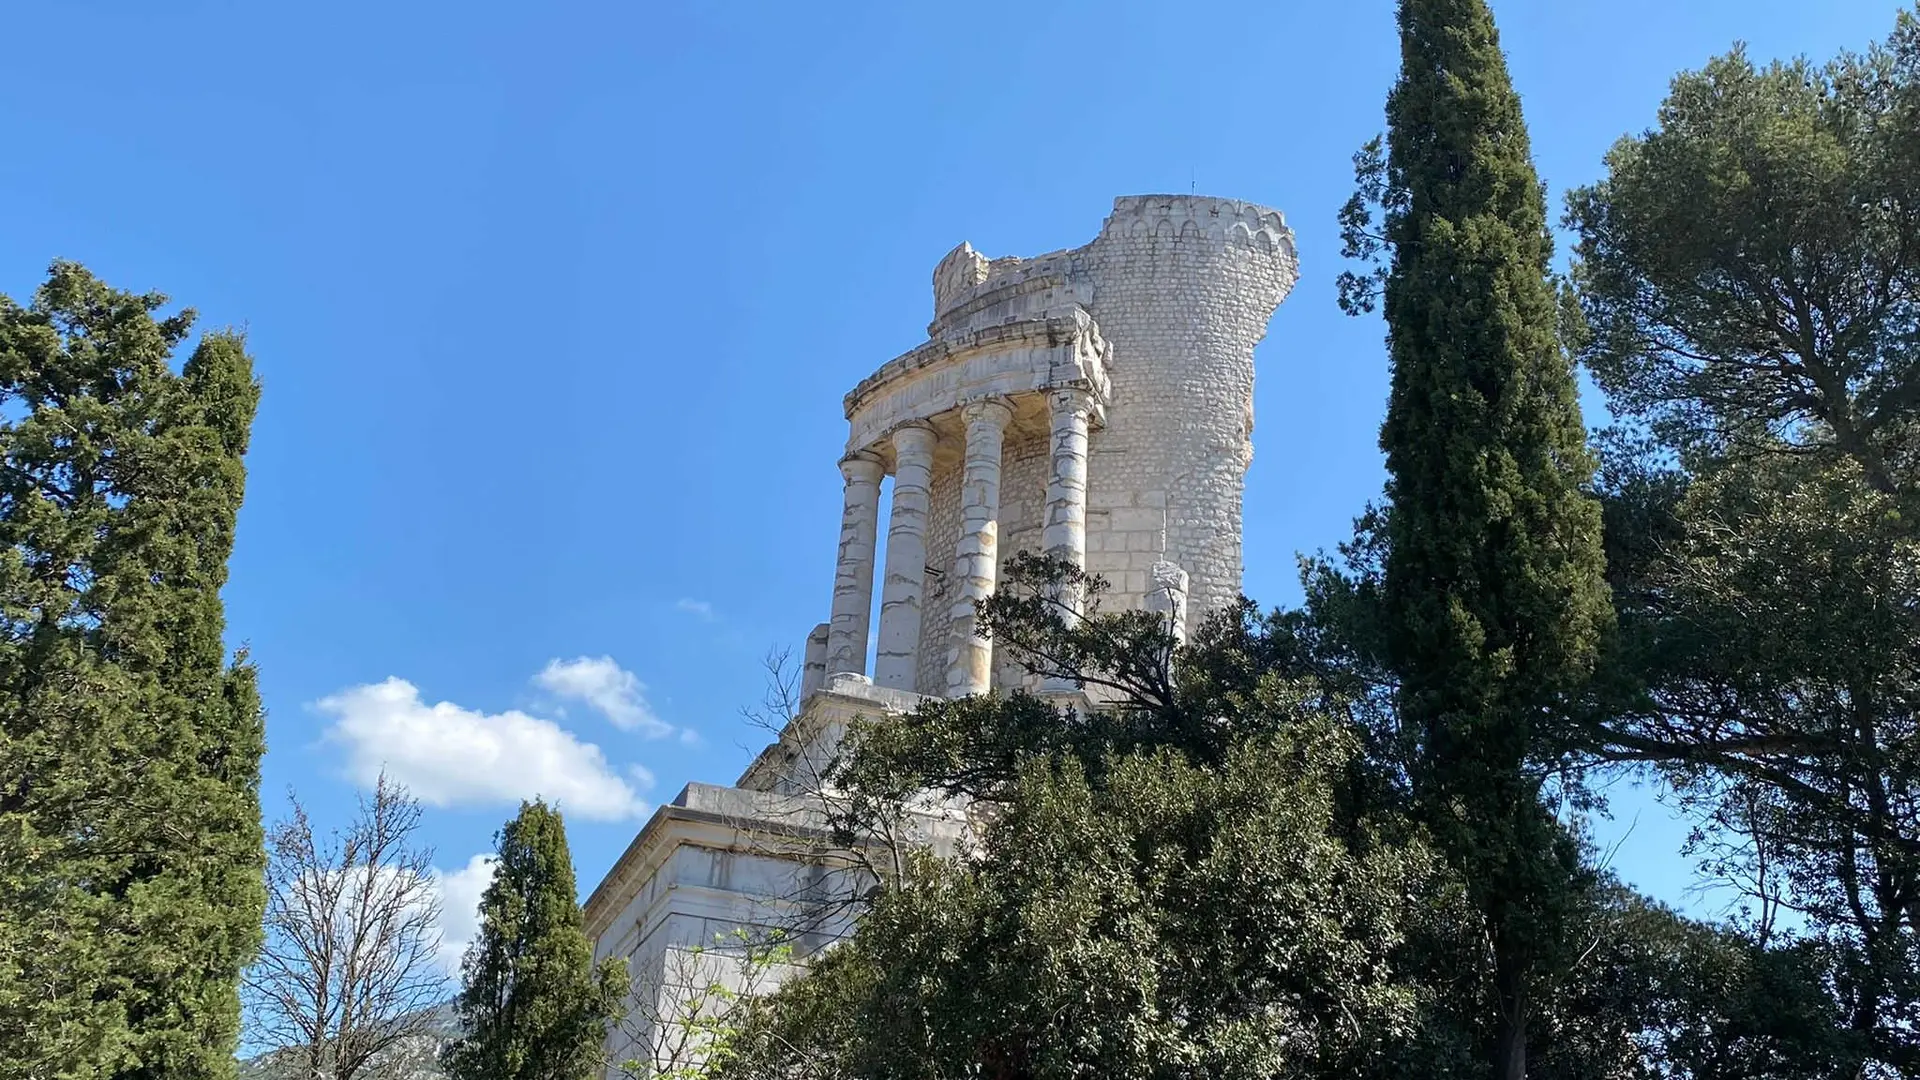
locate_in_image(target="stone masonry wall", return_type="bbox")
[899,195,1295,678]
[589,196,1297,1079]
[1078,196,1297,624]
[916,457,961,696]
[990,432,1046,693]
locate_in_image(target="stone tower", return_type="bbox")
[585,195,1296,1074]
[809,194,1298,700]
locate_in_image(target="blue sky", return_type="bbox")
[0,0,1902,964]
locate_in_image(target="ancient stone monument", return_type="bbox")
[584,194,1297,1071]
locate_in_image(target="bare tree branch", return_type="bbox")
[244,775,449,1080]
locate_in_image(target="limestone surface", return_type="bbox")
[840,193,1299,693]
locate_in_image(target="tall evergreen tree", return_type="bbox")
[444,799,624,1080]
[1344,2,1612,1076]
[0,262,265,1079]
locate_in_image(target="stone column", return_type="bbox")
[1042,390,1095,590]
[874,423,937,691]
[1147,559,1191,646]
[800,622,830,699]
[1040,387,1095,695]
[825,452,884,676]
[946,398,1013,697]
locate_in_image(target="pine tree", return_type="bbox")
[444,800,625,1080]
[1565,10,1920,1072]
[1359,1,1613,1076]
[0,262,265,1079]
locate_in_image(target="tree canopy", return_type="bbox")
[707,557,1836,1080]
[1339,0,1616,1073]
[1568,10,1920,491]
[1567,9,1920,1074]
[444,799,624,1080]
[0,263,264,1080]
[12,6,1920,1080]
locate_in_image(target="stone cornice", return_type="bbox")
[588,678,944,942]
[845,309,1100,416]
[582,785,843,942]
[842,309,1110,455]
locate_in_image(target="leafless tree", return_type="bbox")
[245,774,448,1080]
[735,645,802,744]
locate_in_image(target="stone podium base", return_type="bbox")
[583,676,964,1074]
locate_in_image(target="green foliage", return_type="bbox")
[1343,0,1616,1073]
[1567,7,1920,491]
[828,553,1348,812]
[712,8,1920,1079]
[715,551,1829,1079]
[1373,0,1612,799]
[444,800,626,1080]
[734,724,1447,1080]
[1569,9,1920,1075]
[1592,446,1920,1076]
[1542,886,1850,1080]
[0,262,265,1079]
[711,555,1463,1079]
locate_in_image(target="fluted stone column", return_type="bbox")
[826,452,884,676]
[874,424,937,691]
[946,398,1013,697]
[1040,387,1095,695]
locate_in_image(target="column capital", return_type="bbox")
[960,396,1015,430]
[1048,384,1099,419]
[890,422,939,457]
[838,450,885,485]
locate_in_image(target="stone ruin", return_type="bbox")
[584,194,1297,1072]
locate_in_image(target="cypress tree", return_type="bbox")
[1371,2,1611,1076]
[0,262,265,1078]
[444,799,624,1080]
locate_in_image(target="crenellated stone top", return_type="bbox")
[1100,194,1295,254]
[928,196,1293,324]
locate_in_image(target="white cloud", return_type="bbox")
[675,598,717,622]
[534,656,671,737]
[317,677,648,821]
[433,854,497,977]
